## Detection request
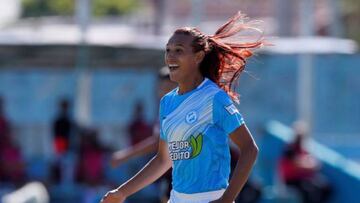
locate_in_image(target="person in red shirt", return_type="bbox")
[279,121,332,203]
[128,102,152,147]
[0,135,26,185]
[76,129,105,186]
[52,99,73,155]
[0,96,26,185]
[0,97,10,143]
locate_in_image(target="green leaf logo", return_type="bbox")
[189,133,203,158]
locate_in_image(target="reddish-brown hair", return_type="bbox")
[174,12,265,102]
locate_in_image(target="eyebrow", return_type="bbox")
[166,43,185,47]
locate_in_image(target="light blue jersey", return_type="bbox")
[159,78,244,194]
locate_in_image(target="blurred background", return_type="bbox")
[0,0,359,203]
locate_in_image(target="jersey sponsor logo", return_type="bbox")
[225,104,239,115]
[189,133,203,158]
[168,141,191,161]
[168,133,203,161]
[185,111,198,124]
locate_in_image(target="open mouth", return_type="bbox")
[168,64,180,72]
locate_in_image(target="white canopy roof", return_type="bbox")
[0,19,357,54]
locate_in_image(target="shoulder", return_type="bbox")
[201,79,234,105]
[201,79,222,97]
[160,88,177,105]
[161,88,177,101]
[213,89,234,106]
[212,90,239,117]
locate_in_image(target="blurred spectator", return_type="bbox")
[0,97,11,143]
[0,135,26,186]
[76,128,106,186]
[0,97,26,186]
[279,121,332,203]
[128,102,152,146]
[52,99,74,155]
[50,99,75,184]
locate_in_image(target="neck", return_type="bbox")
[178,74,204,94]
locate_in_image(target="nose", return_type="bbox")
[166,51,176,59]
[165,52,176,63]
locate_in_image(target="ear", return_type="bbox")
[195,51,205,64]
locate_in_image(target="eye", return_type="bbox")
[175,48,183,53]
[165,48,170,53]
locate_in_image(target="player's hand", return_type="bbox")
[101,188,126,203]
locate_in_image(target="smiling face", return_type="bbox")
[165,33,204,84]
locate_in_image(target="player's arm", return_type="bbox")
[212,124,258,203]
[101,139,171,203]
[111,135,158,168]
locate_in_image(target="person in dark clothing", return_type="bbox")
[53,99,72,155]
[50,99,75,184]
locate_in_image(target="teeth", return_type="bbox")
[168,64,179,68]
[168,64,179,71]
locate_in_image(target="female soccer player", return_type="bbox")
[102,11,265,203]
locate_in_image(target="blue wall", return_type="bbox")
[0,54,359,159]
[0,68,157,125]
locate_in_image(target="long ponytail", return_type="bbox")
[174,11,266,102]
